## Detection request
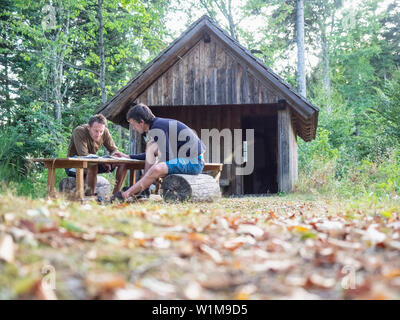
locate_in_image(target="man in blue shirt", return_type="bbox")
[112,103,205,202]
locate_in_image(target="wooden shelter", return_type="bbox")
[97,15,319,195]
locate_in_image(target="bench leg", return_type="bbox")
[47,167,56,198]
[213,169,222,184]
[75,168,84,201]
[155,178,162,194]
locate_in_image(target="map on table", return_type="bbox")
[74,154,141,161]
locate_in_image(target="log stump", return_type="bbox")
[59,176,111,198]
[161,174,221,202]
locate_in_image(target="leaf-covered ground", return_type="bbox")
[1,194,400,300]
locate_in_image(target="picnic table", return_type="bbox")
[31,157,223,201]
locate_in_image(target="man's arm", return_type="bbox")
[129,153,146,160]
[72,128,89,156]
[103,128,118,155]
[109,151,145,160]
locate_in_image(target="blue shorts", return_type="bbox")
[166,155,204,175]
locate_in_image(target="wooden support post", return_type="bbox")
[277,103,298,193]
[75,167,85,201]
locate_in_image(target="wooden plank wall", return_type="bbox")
[135,35,281,107]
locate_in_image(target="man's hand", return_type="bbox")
[111,151,129,158]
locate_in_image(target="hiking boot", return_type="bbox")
[96,195,105,204]
[137,188,150,199]
[110,191,125,203]
[85,190,98,197]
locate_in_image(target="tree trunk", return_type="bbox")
[52,6,70,123]
[4,52,10,102]
[226,0,237,39]
[200,0,237,40]
[321,22,331,113]
[53,46,63,122]
[296,0,306,98]
[161,174,221,202]
[98,0,106,105]
[321,26,330,96]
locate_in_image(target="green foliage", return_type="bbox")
[0,105,66,197]
[373,68,400,141]
[0,106,63,178]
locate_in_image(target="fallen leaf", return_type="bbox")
[163,234,182,241]
[86,273,126,292]
[27,207,49,218]
[178,242,195,257]
[86,249,97,260]
[114,286,147,300]
[4,213,15,226]
[234,284,257,300]
[183,281,203,299]
[199,272,238,290]
[269,210,278,219]
[387,240,400,250]
[380,210,393,219]
[38,222,59,233]
[237,224,264,238]
[140,278,175,296]
[327,238,362,250]
[285,288,321,300]
[362,225,386,246]
[18,219,36,233]
[187,232,207,243]
[293,226,310,232]
[383,268,400,279]
[34,280,57,300]
[0,234,15,263]
[152,237,171,249]
[59,220,84,233]
[251,259,293,272]
[9,227,35,244]
[223,235,256,251]
[200,244,223,264]
[306,274,336,289]
[316,220,344,233]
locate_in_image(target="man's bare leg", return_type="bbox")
[86,165,98,195]
[144,141,159,174]
[113,164,128,195]
[122,163,168,199]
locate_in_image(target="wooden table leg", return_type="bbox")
[75,167,85,201]
[47,167,56,198]
[129,169,136,187]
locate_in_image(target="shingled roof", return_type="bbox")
[97,15,319,141]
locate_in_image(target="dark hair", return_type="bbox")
[126,103,155,124]
[88,114,107,127]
